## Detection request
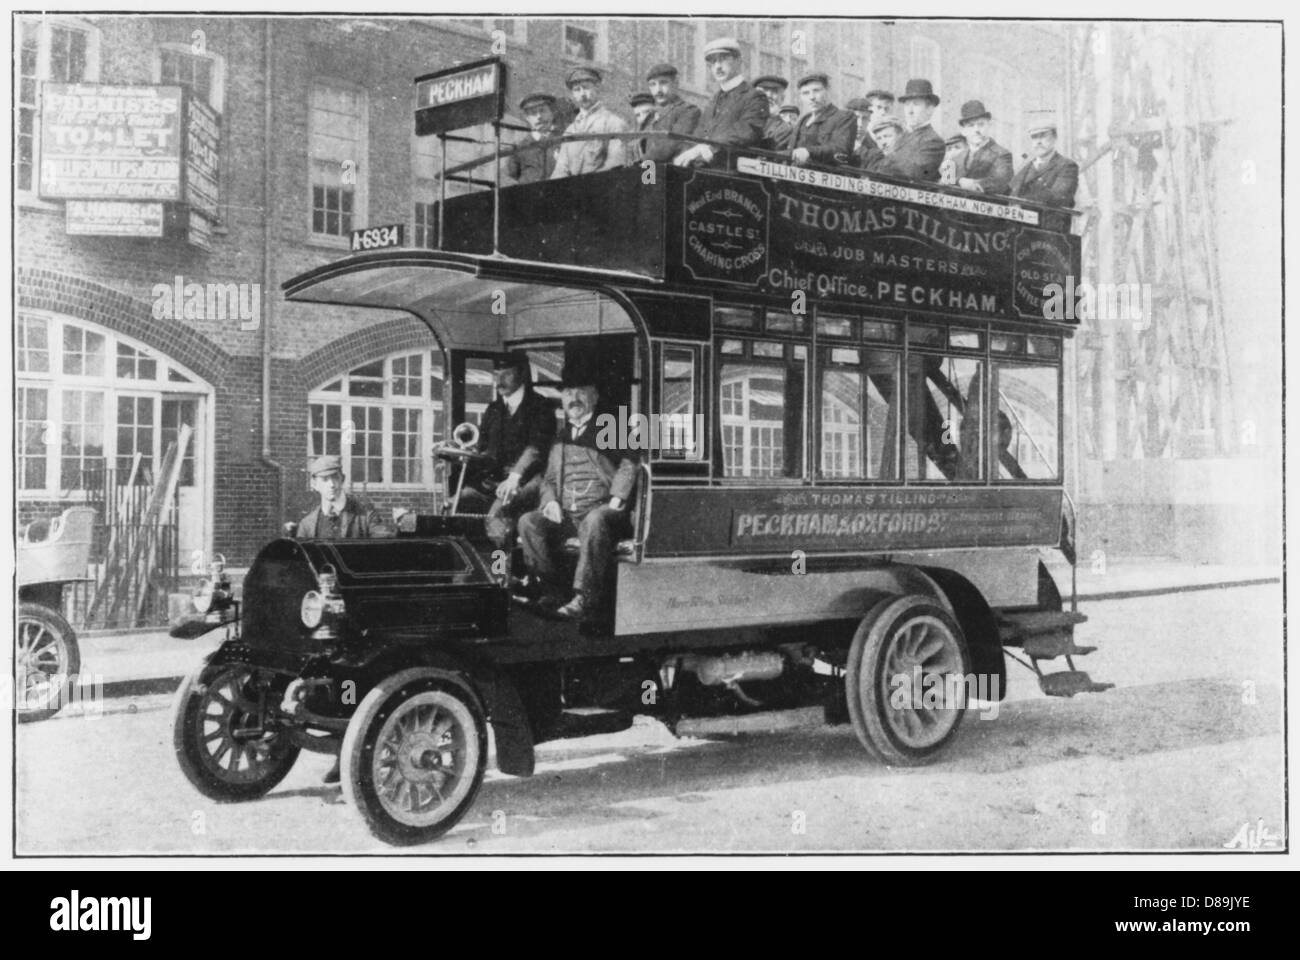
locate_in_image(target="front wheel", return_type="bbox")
[172,663,300,801]
[17,603,81,723]
[341,668,487,846]
[845,595,971,766]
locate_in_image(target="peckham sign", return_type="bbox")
[414,57,506,136]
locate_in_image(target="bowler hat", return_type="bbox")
[753,75,789,90]
[958,99,992,125]
[703,37,741,59]
[566,66,602,87]
[309,454,343,478]
[559,352,601,389]
[797,72,830,89]
[898,78,940,106]
[629,92,654,107]
[645,62,679,82]
[519,92,557,112]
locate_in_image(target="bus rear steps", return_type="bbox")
[998,609,1113,698]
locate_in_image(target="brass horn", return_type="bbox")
[451,421,479,450]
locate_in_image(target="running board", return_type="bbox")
[1038,671,1115,698]
[675,706,824,738]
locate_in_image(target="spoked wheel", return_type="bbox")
[16,603,81,723]
[342,668,487,847]
[173,663,300,801]
[845,595,971,766]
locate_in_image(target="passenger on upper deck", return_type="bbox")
[550,67,628,179]
[641,62,702,164]
[753,74,794,152]
[778,104,800,130]
[949,99,1014,195]
[1009,117,1079,208]
[672,37,769,168]
[846,97,881,168]
[476,352,558,548]
[861,114,906,177]
[506,93,560,184]
[627,92,656,164]
[939,133,967,185]
[517,357,639,623]
[785,73,857,167]
[891,78,946,182]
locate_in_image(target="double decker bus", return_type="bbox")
[173,59,1107,846]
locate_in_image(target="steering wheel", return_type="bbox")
[432,445,493,465]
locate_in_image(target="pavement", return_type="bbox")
[73,557,1281,700]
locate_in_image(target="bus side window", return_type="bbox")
[994,362,1060,480]
[656,342,704,460]
[819,347,901,481]
[905,353,985,481]
[717,340,805,480]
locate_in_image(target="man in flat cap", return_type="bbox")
[785,73,856,167]
[778,104,801,129]
[890,78,946,182]
[939,133,967,185]
[673,37,769,168]
[551,66,628,179]
[641,63,701,164]
[754,74,794,151]
[507,93,560,184]
[1009,118,1079,208]
[473,351,558,547]
[296,455,373,541]
[517,356,639,622]
[861,114,906,176]
[948,99,1013,195]
[627,92,657,163]
[846,96,880,167]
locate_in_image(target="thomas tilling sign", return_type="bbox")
[414,57,506,136]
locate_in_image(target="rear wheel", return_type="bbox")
[173,663,300,801]
[845,595,971,766]
[16,603,80,723]
[342,668,487,846]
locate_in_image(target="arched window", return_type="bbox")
[16,312,209,495]
[308,348,450,490]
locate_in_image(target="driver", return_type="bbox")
[473,352,557,546]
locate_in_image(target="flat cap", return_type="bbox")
[864,88,895,102]
[566,66,602,87]
[797,72,830,88]
[778,104,800,117]
[846,97,872,112]
[703,37,741,59]
[629,92,655,107]
[645,62,679,81]
[753,74,789,90]
[945,133,967,147]
[1028,116,1059,136]
[519,92,557,112]
[869,114,905,134]
[309,454,343,477]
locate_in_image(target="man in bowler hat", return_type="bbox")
[642,63,701,164]
[517,355,639,622]
[950,99,1014,195]
[890,78,946,181]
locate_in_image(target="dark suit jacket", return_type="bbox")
[1009,151,1080,208]
[643,97,702,163]
[890,123,946,182]
[851,122,883,168]
[863,150,909,179]
[506,137,557,183]
[763,115,793,152]
[478,386,557,481]
[695,80,770,153]
[538,413,639,512]
[953,138,1014,195]
[788,104,857,165]
[296,493,372,540]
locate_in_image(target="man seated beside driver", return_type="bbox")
[472,352,557,547]
[517,356,639,622]
[295,455,373,539]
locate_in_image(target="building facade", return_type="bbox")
[15,15,1069,567]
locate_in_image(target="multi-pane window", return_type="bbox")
[563,20,603,62]
[16,314,208,494]
[658,343,703,460]
[309,349,448,488]
[310,81,366,238]
[718,338,805,480]
[158,47,213,106]
[820,349,899,480]
[17,19,97,192]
